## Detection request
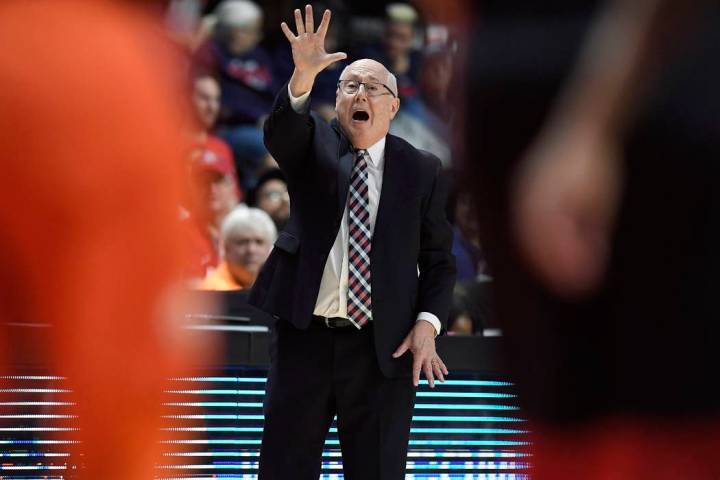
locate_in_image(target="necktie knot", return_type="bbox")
[355,149,368,167]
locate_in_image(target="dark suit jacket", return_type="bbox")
[248,84,456,378]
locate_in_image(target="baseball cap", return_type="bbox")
[191,147,236,177]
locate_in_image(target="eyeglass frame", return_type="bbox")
[261,190,289,202]
[337,79,397,98]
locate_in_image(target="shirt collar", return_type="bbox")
[361,137,386,168]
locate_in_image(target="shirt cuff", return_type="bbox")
[288,84,311,113]
[416,312,441,336]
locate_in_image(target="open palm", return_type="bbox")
[281,5,346,76]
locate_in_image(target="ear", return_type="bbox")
[389,97,400,120]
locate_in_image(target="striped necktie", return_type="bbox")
[347,149,372,327]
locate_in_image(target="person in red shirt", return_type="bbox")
[183,146,242,281]
[190,70,242,191]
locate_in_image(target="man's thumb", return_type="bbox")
[324,51,347,67]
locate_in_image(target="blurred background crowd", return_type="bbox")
[175,0,490,336]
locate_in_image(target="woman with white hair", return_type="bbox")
[200,205,277,290]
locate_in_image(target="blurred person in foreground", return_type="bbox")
[183,146,242,281]
[200,206,276,290]
[465,0,720,478]
[0,1,216,478]
[249,6,455,478]
[249,168,290,231]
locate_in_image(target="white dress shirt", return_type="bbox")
[289,86,441,335]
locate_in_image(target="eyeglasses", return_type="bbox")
[337,80,396,98]
[261,190,289,202]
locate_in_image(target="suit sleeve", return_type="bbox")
[417,157,457,333]
[263,82,315,176]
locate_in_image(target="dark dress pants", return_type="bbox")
[258,320,416,479]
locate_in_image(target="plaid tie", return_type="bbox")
[347,149,372,327]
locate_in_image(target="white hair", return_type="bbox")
[220,205,277,244]
[215,0,262,29]
[386,3,418,23]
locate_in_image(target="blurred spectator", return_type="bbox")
[183,147,241,280]
[200,206,276,290]
[165,0,206,51]
[190,71,243,190]
[450,191,485,282]
[446,311,473,335]
[389,45,455,165]
[385,3,422,96]
[388,111,451,165]
[249,168,290,231]
[447,282,475,335]
[357,3,423,102]
[192,71,222,131]
[447,275,494,336]
[194,0,275,191]
[418,45,453,119]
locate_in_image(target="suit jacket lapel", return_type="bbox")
[372,135,403,245]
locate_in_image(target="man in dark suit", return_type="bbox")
[248,5,456,479]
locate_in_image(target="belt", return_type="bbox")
[312,315,358,329]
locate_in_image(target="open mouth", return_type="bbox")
[352,110,369,122]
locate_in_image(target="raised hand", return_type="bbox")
[281,5,346,90]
